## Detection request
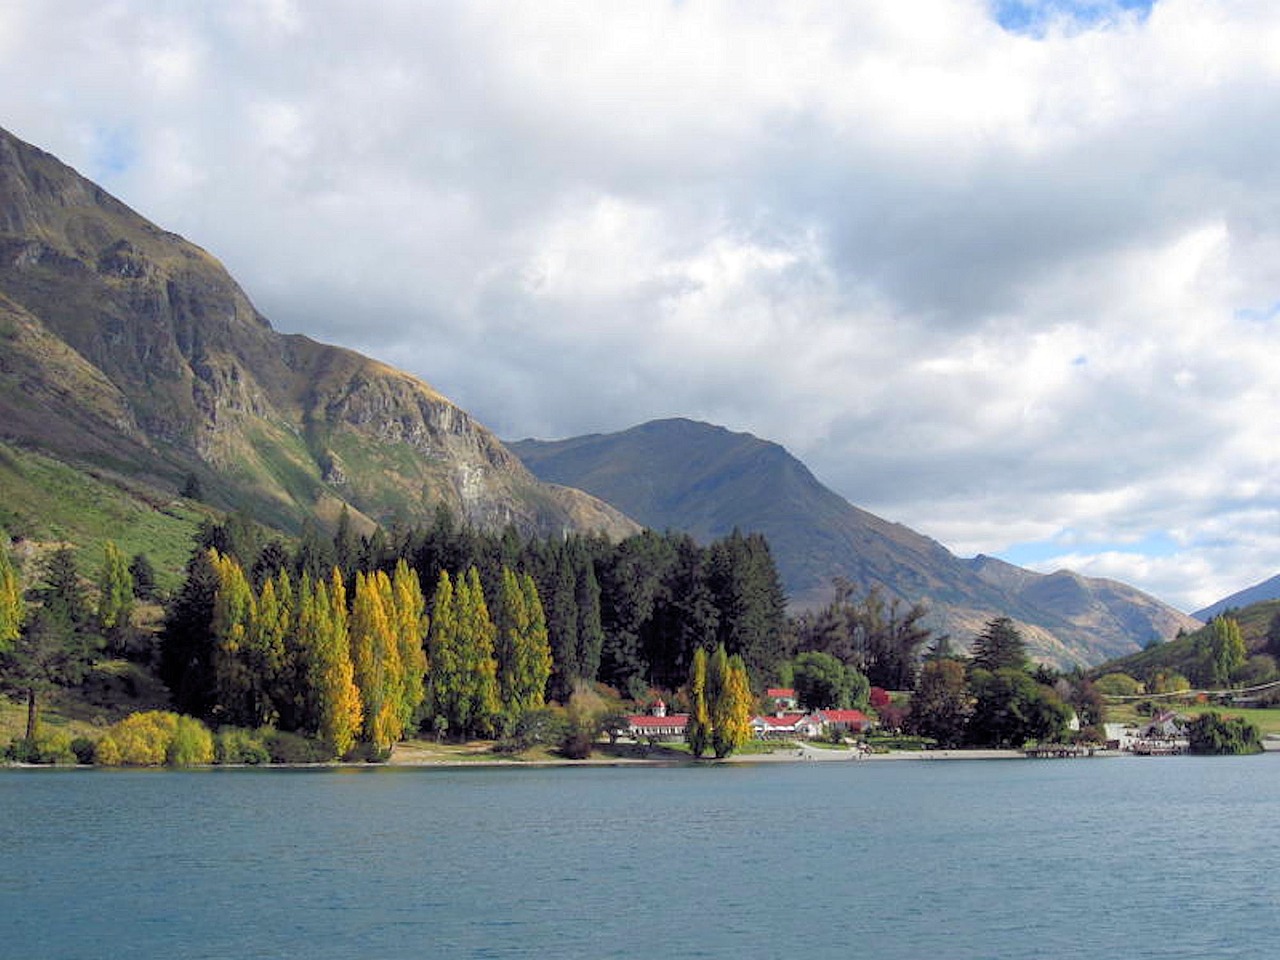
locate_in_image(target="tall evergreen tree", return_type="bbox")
[161,548,220,717]
[128,552,158,602]
[969,617,1029,674]
[545,551,580,700]
[574,557,605,688]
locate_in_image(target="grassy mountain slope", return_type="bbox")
[1091,599,1279,684]
[512,419,1201,666]
[0,126,637,546]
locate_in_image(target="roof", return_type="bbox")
[753,713,812,729]
[627,715,688,730]
[818,709,870,725]
[766,688,796,699]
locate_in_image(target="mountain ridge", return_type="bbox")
[512,418,1201,666]
[0,126,638,542]
[1194,574,1280,622]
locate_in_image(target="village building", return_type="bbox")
[625,699,689,741]
[765,687,798,711]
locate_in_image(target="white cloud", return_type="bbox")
[3,0,1280,611]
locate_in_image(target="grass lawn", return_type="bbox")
[1106,701,1280,736]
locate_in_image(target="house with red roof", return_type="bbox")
[814,709,872,734]
[625,699,689,741]
[765,687,798,710]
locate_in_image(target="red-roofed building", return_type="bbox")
[626,713,689,741]
[766,687,798,710]
[815,709,872,734]
[751,712,823,739]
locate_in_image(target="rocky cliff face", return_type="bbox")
[0,127,637,540]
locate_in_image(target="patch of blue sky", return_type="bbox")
[1234,301,1280,325]
[997,529,1180,567]
[89,125,137,181]
[992,0,1155,36]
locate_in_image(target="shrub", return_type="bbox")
[96,711,213,766]
[496,706,569,754]
[5,731,77,765]
[214,727,270,765]
[262,729,331,764]
[1187,712,1264,756]
[70,737,97,764]
[167,716,214,766]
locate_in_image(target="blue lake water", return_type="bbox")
[3,756,1280,959]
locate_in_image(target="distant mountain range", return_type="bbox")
[511,419,1201,666]
[1194,574,1280,622]
[0,126,636,542]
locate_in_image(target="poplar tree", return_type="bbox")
[300,570,361,757]
[713,652,754,759]
[458,567,501,738]
[350,570,403,751]
[0,535,21,653]
[249,571,290,727]
[210,551,257,726]
[390,559,427,734]
[495,567,553,721]
[96,541,134,646]
[687,646,710,757]
[520,571,553,710]
[426,570,462,736]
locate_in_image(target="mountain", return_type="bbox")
[0,127,637,543]
[1193,574,1280,622]
[511,419,1200,666]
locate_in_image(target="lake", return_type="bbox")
[3,756,1280,959]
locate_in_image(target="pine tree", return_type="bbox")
[574,557,604,685]
[687,646,711,758]
[970,617,1029,674]
[161,548,220,717]
[128,552,158,602]
[0,535,22,653]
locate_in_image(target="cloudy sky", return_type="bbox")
[4,0,1278,612]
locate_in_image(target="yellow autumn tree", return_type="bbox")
[350,570,403,752]
[390,560,427,734]
[299,569,361,758]
[0,534,21,653]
